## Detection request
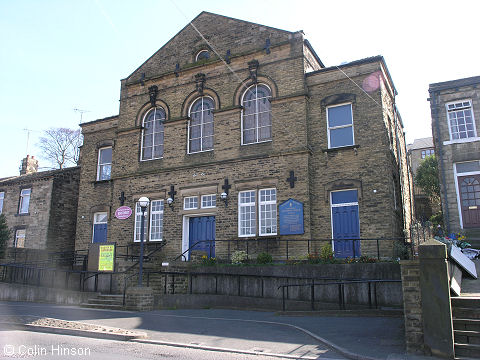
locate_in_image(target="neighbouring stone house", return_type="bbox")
[407,137,436,221]
[0,155,80,261]
[75,12,412,262]
[429,76,480,234]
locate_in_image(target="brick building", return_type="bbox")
[407,137,436,221]
[75,12,412,261]
[0,155,80,260]
[429,76,480,234]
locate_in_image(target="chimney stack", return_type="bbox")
[20,155,39,175]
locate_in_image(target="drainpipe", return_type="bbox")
[429,90,450,233]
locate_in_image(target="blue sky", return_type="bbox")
[1,0,479,177]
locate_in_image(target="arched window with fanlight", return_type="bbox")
[188,97,214,153]
[141,107,165,161]
[241,84,272,145]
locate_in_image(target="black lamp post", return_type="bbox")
[138,196,149,286]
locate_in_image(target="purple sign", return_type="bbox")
[115,206,132,220]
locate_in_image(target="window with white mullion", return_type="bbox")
[259,188,277,236]
[0,192,4,214]
[188,97,214,153]
[238,190,256,236]
[97,147,112,181]
[327,103,354,149]
[149,200,164,241]
[19,188,31,214]
[242,84,272,145]
[447,100,476,140]
[141,107,165,161]
[134,202,149,242]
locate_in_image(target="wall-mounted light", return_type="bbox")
[221,178,231,207]
[167,185,176,211]
[220,192,228,207]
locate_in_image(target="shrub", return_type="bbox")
[429,212,444,229]
[0,214,9,260]
[320,243,334,261]
[231,250,248,265]
[358,255,377,263]
[256,252,273,264]
[201,255,217,266]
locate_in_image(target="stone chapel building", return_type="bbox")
[75,12,413,261]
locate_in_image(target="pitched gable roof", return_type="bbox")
[125,11,295,84]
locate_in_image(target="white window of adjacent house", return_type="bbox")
[97,147,112,181]
[259,188,277,235]
[241,84,272,145]
[188,97,215,154]
[15,229,25,248]
[149,200,164,241]
[447,100,477,140]
[134,202,149,242]
[19,188,31,214]
[421,149,435,159]
[141,107,165,161]
[184,196,198,210]
[327,103,354,148]
[201,194,216,208]
[0,192,4,214]
[238,190,256,237]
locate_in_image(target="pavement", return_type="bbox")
[0,301,440,360]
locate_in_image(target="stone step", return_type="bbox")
[455,343,480,358]
[455,330,480,345]
[80,303,124,310]
[454,319,480,332]
[97,294,124,300]
[452,297,480,309]
[453,308,480,320]
[87,298,123,305]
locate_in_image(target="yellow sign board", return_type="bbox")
[98,244,115,272]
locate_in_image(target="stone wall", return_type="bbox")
[400,260,424,354]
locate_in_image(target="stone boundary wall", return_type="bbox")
[0,282,96,305]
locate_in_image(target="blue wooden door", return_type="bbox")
[189,216,215,258]
[93,223,108,243]
[331,190,360,258]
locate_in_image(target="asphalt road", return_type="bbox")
[0,330,304,360]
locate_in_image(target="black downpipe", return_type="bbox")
[429,91,450,233]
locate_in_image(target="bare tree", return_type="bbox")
[38,128,83,169]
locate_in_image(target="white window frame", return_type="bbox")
[0,192,4,214]
[97,146,112,181]
[149,200,164,242]
[195,49,209,61]
[184,196,199,210]
[201,194,216,208]
[241,84,272,145]
[15,229,25,248]
[326,103,355,149]
[445,99,478,143]
[238,190,256,237]
[140,107,165,161]
[258,188,277,236]
[187,97,215,154]
[134,202,149,242]
[19,188,31,214]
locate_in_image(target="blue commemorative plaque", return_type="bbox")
[279,199,304,235]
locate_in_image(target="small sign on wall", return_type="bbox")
[115,206,132,220]
[88,242,116,273]
[279,199,304,235]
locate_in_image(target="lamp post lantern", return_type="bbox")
[138,196,149,286]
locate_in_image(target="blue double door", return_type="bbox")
[331,190,360,258]
[189,216,215,259]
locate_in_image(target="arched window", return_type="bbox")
[196,50,210,62]
[141,107,165,161]
[188,97,214,153]
[241,84,272,145]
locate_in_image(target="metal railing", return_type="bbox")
[278,278,402,311]
[174,237,409,262]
